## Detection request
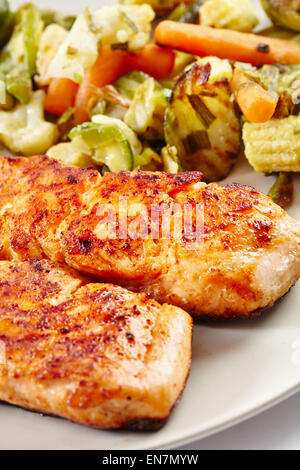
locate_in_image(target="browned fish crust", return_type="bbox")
[0,259,192,429]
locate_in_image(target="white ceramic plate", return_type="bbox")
[1,0,300,450]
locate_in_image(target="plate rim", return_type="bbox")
[158,383,300,450]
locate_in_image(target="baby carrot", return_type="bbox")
[44,78,79,116]
[155,21,300,66]
[230,68,277,123]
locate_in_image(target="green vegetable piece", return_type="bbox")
[261,0,300,32]
[0,3,42,88]
[124,77,169,140]
[165,62,240,182]
[168,3,187,21]
[268,172,294,209]
[6,76,31,104]
[69,122,134,172]
[20,4,42,78]
[115,71,150,101]
[58,107,74,126]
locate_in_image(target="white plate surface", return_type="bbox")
[1,0,300,450]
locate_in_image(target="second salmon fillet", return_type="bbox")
[0,259,191,429]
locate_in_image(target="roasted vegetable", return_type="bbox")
[50,114,160,171]
[0,3,42,78]
[168,3,188,21]
[230,68,277,123]
[268,172,294,209]
[261,0,300,32]
[21,3,42,78]
[124,76,171,140]
[47,4,155,83]
[234,63,300,118]
[195,56,233,82]
[164,62,241,181]
[92,114,142,155]
[200,0,258,32]
[116,71,172,140]
[0,90,58,155]
[115,71,150,101]
[0,4,42,106]
[5,75,31,104]
[44,78,79,116]
[69,117,135,172]
[243,115,300,172]
[47,141,93,167]
[0,0,15,49]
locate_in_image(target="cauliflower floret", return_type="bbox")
[36,24,68,86]
[47,4,155,83]
[200,0,259,32]
[0,90,59,155]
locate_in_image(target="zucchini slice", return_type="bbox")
[164,62,241,182]
[69,122,134,172]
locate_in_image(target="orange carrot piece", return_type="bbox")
[155,21,300,66]
[230,68,277,123]
[74,45,126,125]
[125,43,175,80]
[44,78,79,116]
[74,44,175,124]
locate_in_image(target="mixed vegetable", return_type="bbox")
[1,0,300,208]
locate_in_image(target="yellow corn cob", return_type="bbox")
[243,116,300,173]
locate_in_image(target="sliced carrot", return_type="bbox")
[230,68,277,123]
[125,43,175,80]
[155,21,300,66]
[74,45,126,125]
[44,78,79,116]
[74,44,175,124]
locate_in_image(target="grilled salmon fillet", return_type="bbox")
[0,259,192,429]
[0,154,299,318]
